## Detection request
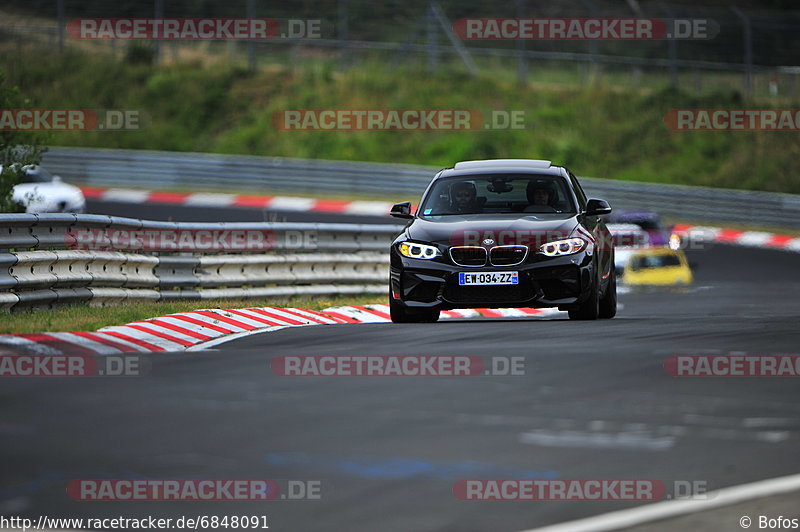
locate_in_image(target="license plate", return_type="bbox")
[458,271,519,286]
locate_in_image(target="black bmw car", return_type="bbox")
[389,159,616,322]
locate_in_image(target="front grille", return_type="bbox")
[490,245,528,266]
[444,284,533,303]
[449,246,487,267]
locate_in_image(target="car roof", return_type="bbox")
[437,159,565,179]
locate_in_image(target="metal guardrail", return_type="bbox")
[577,176,800,229]
[43,147,435,197]
[0,213,403,311]
[0,212,403,252]
[43,147,800,229]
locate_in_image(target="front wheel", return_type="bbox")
[599,270,617,319]
[568,278,600,320]
[390,297,440,323]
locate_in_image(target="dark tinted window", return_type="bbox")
[631,253,682,270]
[419,174,577,216]
[22,166,53,183]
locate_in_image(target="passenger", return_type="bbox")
[525,180,557,211]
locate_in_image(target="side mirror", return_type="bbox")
[585,198,612,216]
[390,201,413,219]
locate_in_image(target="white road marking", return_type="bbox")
[184,193,237,207]
[344,201,393,216]
[101,188,150,203]
[267,196,316,211]
[518,429,676,451]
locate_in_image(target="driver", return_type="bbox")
[451,181,480,213]
[526,180,556,210]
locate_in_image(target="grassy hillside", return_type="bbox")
[1,48,798,193]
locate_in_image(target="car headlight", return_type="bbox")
[398,241,440,260]
[539,237,587,257]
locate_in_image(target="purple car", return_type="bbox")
[606,210,670,247]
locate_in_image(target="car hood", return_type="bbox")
[406,214,579,247]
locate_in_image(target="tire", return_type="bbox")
[599,269,617,319]
[568,276,600,321]
[390,297,440,323]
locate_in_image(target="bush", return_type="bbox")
[124,43,156,66]
[0,71,48,212]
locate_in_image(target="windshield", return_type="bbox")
[631,253,682,269]
[419,174,576,216]
[22,166,54,183]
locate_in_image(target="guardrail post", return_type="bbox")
[154,0,164,64]
[247,0,256,72]
[430,2,477,76]
[659,2,679,89]
[581,0,600,82]
[57,0,65,52]
[426,2,438,73]
[514,0,528,85]
[731,7,753,100]
[339,0,349,68]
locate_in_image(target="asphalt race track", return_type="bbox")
[2,202,799,531]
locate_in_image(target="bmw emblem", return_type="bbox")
[483,238,495,246]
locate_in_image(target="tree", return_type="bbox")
[0,70,48,212]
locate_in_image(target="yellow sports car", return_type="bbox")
[623,248,693,286]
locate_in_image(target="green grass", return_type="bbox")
[1,45,799,193]
[0,294,386,334]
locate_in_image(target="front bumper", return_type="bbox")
[390,250,596,311]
